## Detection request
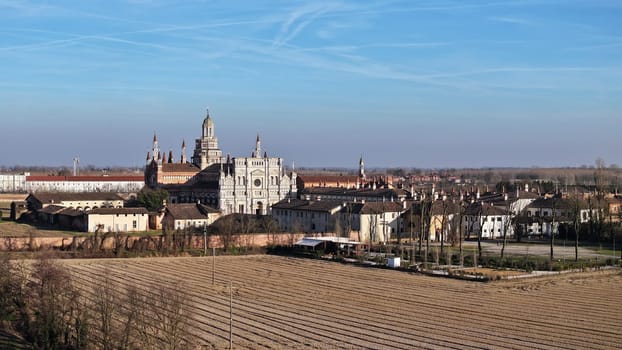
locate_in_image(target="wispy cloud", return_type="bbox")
[488,16,533,25]
[273,2,339,47]
[420,66,622,79]
[0,0,53,14]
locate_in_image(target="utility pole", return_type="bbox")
[229,280,233,350]
[204,224,208,256]
[212,246,216,285]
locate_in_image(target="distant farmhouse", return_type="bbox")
[23,192,148,232]
[144,110,297,216]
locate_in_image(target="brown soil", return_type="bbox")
[56,256,621,349]
[460,267,528,278]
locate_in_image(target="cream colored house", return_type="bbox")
[84,208,149,232]
[340,201,406,243]
[86,208,149,233]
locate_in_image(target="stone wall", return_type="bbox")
[0,232,308,251]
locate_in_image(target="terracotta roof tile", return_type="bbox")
[165,203,220,220]
[88,208,148,215]
[30,192,124,204]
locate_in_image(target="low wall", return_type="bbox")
[0,232,308,251]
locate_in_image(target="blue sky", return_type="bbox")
[1,0,620,169]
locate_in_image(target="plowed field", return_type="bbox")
[60,256,622,349]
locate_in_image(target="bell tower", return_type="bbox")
[192,109,223,170]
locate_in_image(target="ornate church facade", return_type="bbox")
[144,110,297,215]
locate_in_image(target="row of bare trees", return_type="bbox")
[0,253,193,350]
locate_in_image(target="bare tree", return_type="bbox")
[26,253,87,349]
[569,191,583,262]
[500,199,514,261]
[419,197,432,259]
[438,200,450,257]
[95,274,118,350]
[151,283,193,350]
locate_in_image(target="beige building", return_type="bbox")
[86,208,149,233]
[341,201,406,243]
[272,199,406,243]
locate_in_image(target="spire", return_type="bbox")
[359,155,365,179]
[151,133,160,164]
[194,109,222,169]
[254,133,261,158]
[180,140,187,163]
[146,151,151,162]
[162,151,167,164]
[168,149,174,163]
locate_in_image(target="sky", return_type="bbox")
[0,0,621,169]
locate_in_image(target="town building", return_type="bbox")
[300,187,409,203]
[0,173,27,192]
[272,198,405,243]
[463,202,513,239]
[144,110,297,216]
[339,201,406,243]
[24,175,144,193]
[85,208,149,233]
[271,199,343,234]
[161,202,221,231]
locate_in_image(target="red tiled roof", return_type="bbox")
[161,163,200,173]
[27,175,144,182]
[298,175,360,183]
[272,199,343,212]
[88,208,149,215]
[165,203,220,220]
[29,192,124,204]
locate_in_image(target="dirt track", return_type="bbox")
[59,255,622,349]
